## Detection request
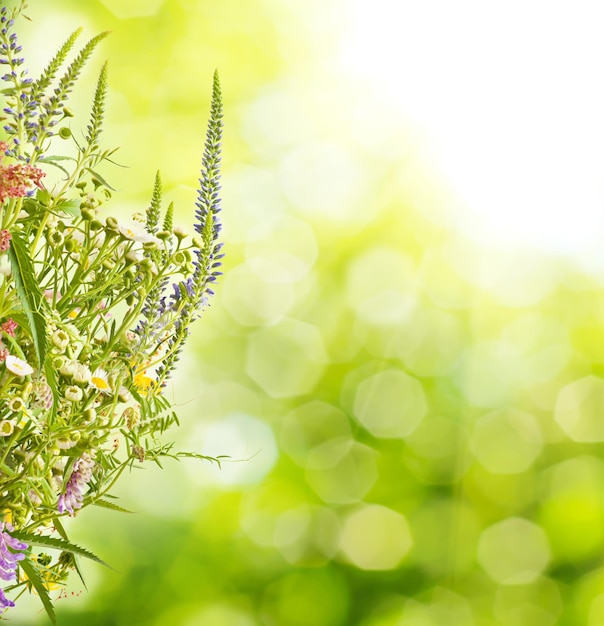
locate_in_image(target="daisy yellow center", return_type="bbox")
[92,377,110,391]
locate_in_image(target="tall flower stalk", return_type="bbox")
[0,3,225,620]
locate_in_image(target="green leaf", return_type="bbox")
[11,532,111,569]
[50,517,68,542]
[8,231,47,367]
[92,498,135,514]
[86,168,116,191]
[0,462,16,478]
[52,518,87,590]
[35,187,51,205]
[38,159,71,178]
[39,155,78,163]
[54,199,81,217]
[19,558,56,625]
[176,451,228,467]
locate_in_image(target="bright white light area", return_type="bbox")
[196,413,279,486]
[338,0,604,259]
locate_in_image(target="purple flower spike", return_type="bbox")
[0,523,28,613]
[58,452,95,515]
[0,523,27,583]
[0,588,14,611]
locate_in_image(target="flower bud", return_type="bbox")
[105,216,119,231]
[59,360,75,378]
[117,386,132,403]
[173,250,187,265]
[63,238,76,254]
[47,229,64,247]
[51,329,70,350]
[8,397,24,412]
[0,420,14,437]
[173,227,188,240]
[58,127,71,139]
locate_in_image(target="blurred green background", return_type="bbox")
[9,0,604,624]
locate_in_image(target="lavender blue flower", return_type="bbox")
[171,278,195,304]
[57,452,95,515]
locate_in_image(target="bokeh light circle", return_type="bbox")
[353,369,427,439]
[555,376,604,442]
[471,408,543,474]
[477,517,551,585]
[338,504,412,571]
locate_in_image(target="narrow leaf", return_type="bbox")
[11,532,111,569]
[92,498,134,514]
[19,558,56,625]
[86,168,116,191]
[52,518,87,590]
[36,159,71,177]
[8,231,47,367]
[39,155,78,163]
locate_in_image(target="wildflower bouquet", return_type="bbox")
[0,2,223,621]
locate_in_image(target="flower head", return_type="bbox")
[90,369,111,393]
[0,231,10,254]
[118,221,160,245]
[0,145,45,203]
[72,362,91,385]
[31,379,53,410]
[7,397,24,412]
[0,319,16,337]
[57,452,95,515]
[64,385,83,402]
[0,522,28,611]
[5,355,33,377]
[51,329,70,351]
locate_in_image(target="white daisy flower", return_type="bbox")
[118,221,161,245]
[5,355,34,377]
[72,363,92,385]
[90,369,111,394]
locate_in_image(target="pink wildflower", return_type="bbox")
[0,231,10,253]
[0,143,45,204]
[0,319,16,338]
